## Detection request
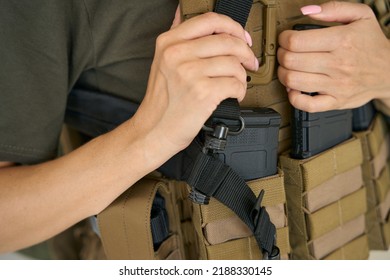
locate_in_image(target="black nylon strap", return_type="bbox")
[211,98,241,120]
[214,0,253,28]
[186,152,276,255]
[209,0,253,123]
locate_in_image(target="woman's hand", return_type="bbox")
[133,11,258,156]
[278,1,390,112]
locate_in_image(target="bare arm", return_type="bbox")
[277,1,390,112]
[0,12,257,253]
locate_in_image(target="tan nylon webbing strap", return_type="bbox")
[307,187,367,240]
[309,214,366,259]
[354,113,390,250]
[379,187,390,222]
[300,138,363,191]
[323,234,369,260]
[204,227,290,259]
[304,165,363,212]
[376,163,390,203]
[280,137,365,259]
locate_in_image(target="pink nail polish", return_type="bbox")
[300,5,322,15]
[244,31,253,47]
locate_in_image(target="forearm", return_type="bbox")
[0,118,171,253]
[0,11,257,254]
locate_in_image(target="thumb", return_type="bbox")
[301,1,376,24]
[171,5,182,29]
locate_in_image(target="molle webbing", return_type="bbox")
[280,138,369,259]
[354,114,390,250]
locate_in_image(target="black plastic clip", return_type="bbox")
[251,190,280,260]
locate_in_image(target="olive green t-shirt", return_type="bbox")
[0,0,177,164]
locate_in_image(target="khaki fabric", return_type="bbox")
[379,188,390,222]
[280,138,367,259]
[309,215,366,259]
[202,227,290,260]
[191,169,290,259]
[354,114,390,250]
[204,203,286,245]
[305,165,363,212]
[383,221,390,249]
[97,177,187,260]
[323,235,369,260]
[307,188,367,240]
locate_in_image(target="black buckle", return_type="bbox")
[189,117,245,204]
[202,116,245,136]
[251,190,280,260]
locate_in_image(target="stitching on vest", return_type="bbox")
[0,143,47,154]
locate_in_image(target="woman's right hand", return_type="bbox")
[132,11,258,158]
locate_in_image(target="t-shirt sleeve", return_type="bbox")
[0,2,91,164]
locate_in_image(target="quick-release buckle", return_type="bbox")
[202,116,245,137]
[252,190,280,260]
[189,117,245,205]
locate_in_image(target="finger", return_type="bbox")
[185,33,258,71]
[301,2,376,23]
[278,27,343,52]
[176,57,247,89]
[200,56,247,83]
[278,66,332,93]
[288,90,339,112]
[209,77,247,102]
[277,47,334,74]
[169,12,251,45]
[171,5,182,29]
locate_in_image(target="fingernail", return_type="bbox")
[286,87,291,93]
[300,5,322,15]
[244,30,253,47]
[254,57,259,71]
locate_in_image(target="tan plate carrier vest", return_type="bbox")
[59,0,390,260]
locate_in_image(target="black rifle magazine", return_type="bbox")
[291,104,353,159]
[214,107,281,181]
[352,101,376,132]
